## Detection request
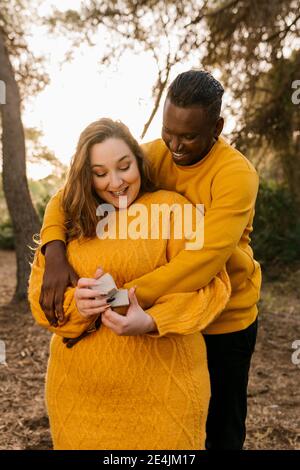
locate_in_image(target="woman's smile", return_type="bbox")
[90,137,141,208]
[108,186,129,197]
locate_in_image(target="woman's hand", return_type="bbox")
[75,268,112,319]
[101,287,157,336]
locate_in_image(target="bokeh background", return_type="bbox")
[0,0,299,450]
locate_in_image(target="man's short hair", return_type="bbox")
[167,70,224,124]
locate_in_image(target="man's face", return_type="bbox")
[162,98,223,166]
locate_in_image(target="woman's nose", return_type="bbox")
[108,172,123,189]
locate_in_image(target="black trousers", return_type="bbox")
[204,318,258,450]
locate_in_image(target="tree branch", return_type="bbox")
[141,55,172,139]
[265,13,300,43]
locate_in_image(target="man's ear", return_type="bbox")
[214,117,224,138]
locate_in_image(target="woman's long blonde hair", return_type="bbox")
[62,118,157,241]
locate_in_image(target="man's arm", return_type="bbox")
[145,269,230,337]
[39,191,79,323]
[40,240,79,324]
[38,141,166,322]
[40,189,66,253]
[29,250,96,338]
[40,165,258,314]
[124,168,259,309]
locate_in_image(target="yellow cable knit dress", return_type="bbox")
[28,190,230,450]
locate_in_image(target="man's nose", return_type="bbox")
[169,136,183,153]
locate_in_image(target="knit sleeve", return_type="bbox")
[146,270,230,337]
[124,168,258,309]
[40,189,66,253]
[28,249,95,338]
[143,192,231,337]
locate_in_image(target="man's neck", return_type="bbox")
[192,137,218,165]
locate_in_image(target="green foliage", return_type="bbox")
[202,1,300,205]
[35,193,51,221]
[0,172,64,250]
[0,194,50,250]
[252,180,300,267]
[0,219,14,249]
[0,0,49,98]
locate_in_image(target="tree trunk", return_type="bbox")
[0,32,40,301]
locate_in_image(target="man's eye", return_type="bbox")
[184,135,196,140]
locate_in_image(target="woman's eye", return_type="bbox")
[94,173,106,178]
[119,166,130,172]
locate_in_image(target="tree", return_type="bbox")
[201,0,300,209]
[0,0,48,300]
[51,0,300,204]
[47,0,210,138]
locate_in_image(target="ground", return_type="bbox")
[0,249,299,450]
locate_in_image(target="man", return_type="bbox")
[38,70,261,449]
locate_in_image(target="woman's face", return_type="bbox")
[90,137,141,209]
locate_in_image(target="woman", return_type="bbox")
[28,118,230,450]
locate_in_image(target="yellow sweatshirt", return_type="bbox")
[29,190,231,450]
[40,137,261,334]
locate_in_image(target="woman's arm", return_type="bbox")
[101,270,230,338]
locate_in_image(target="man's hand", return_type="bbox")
[101,287,157,336]
[39,240,79,326]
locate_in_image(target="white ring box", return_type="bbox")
[90,273,129,307]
